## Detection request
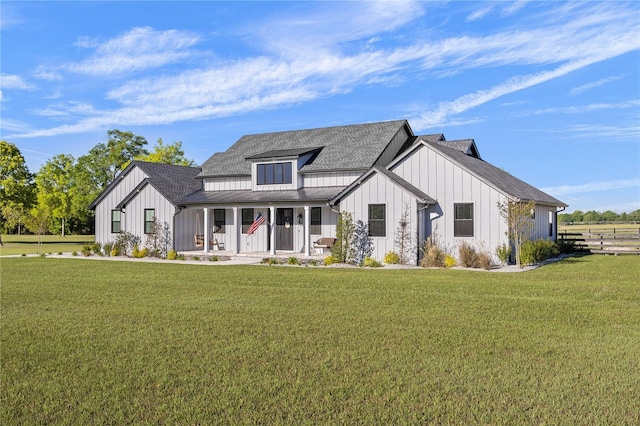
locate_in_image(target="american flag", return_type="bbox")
[247,212,266,235]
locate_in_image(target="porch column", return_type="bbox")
[270,206,276,256]
[233,207,240,254]
[203,208,209,252]
[304,205,310,256]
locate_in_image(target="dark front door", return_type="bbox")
[276,208,294,251]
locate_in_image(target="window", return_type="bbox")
[214,209,225,234]
[454,203,474,237]
[310,207,321,235]
[257,162,292,185]
[144,209,155,234]
[111,210,121,233]
[368,204,386,237]
[549,211,554,237]
[242,208,254,234]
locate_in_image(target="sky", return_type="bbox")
[1,1,639,214]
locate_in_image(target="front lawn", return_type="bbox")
[0,234,94,256]
[1,255,638,424]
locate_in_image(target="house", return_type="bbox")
[91,120,567,263]
[89,161,202,250]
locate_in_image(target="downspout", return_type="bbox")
[173,205,183,252]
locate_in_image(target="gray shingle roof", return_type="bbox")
[134,161,203,205]
[198,120,411,178]
[245,147,323,160]
[89,161,202,210]
[426,142,566,207]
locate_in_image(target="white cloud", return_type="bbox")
[570,75,625,95]
[534,100,640,115]
[6,1,640,139]
[67,27,201,75]
[542,178,640,197]
[0,74,36,90]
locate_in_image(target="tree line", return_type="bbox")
[558,209,640,224]
[1,130,195,238]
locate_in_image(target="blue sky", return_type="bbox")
[1,1,639,213]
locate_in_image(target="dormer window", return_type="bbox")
[257,162,292,185]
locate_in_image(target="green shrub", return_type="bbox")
[209,256,219,262]
[81,245,93,257]
[287,257,299,265]
[167,250,178,260]
[71,252,78,256]
[520,239,560,265]
[363,257,382,267]
[308,260,318,267]
[323,255,338,266]
[495,243,511,265]
[192,255,200,261]
[444,255,456,268]
[103,243,113,256]
[383,251,400,264]
[132,244,143,258]
[91,243,102,255]
[177,254,186,261]
[458,241,477,268]
[557,239,576,254]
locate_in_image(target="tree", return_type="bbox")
[331,211,355,263]
[497,200,535,268]
[394,204,414,264]
[0,141,36,237]
[135,138,196,166]
[35,154,75,236]
[104,129,149,181]
[24,204,52,254]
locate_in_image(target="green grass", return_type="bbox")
[0,234,94,256]
[2,255,639,424]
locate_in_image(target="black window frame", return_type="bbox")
[242,208,254,234]
[144,209,155,234]
[111,210,121,233]
[257,162,292,185]
[310,207,321,235]
[454,203,474,237]
[214,208,225,234]
[368,204,386,237]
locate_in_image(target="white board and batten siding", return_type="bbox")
[338,172,422,262]
[94,167,147,244]
[204,176,251,191]
[390,143,510,260]
[301,171,362,188]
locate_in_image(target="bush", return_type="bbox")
[103,243,113,256]
[363,257,382,267]
[167,250,178,260]
[287,257,299,265]
[557,239,576,254]
[520,239,560,265]
[81,245,93,257]
[495,243,511,265]
[444,255,456,268]
[192,255,200,261]
[383,251,400,265]
[209,256,219,262]
[323,255,338,266]
[176,254,186,261]
[458,241,477,268]
[476,251,493,270]
[420,236,446,268]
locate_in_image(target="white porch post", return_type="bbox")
[270,206,276,255]
[233,207,240,254]
[304,205,310,256]
[203,208,209,252]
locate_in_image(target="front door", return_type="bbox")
[276,208,294,251]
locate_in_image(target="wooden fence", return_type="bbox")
[558,228,640,255]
